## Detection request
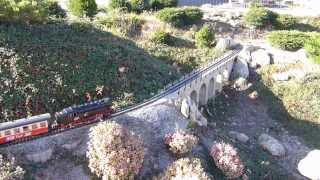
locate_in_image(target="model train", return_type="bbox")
[0,98,113,145]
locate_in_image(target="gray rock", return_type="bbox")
[216,37,237,51]
[181,97,192,118]
[233,77,247,90]
[258,134,286,157]
[298,149,320,180]
[229,131,249,143]
[232,57,249,79]
[251,49,271,67]
[26,148,53,163]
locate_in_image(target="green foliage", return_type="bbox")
[0,0,50,23]
[150,31,171,45]
[156,7,203,27]
[305,36,320,64]
[244,7,278,28]
[149,0,178,10]
[129,0,147,13]
[100,13,144,37]
[48,1,66,18]
[0,22,177,121]
[267,30,313,51]
[276,14,298,30]
[195,25,215,48]
[109,0,131,11]
[68,0,97,17]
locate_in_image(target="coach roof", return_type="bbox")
[0,113,51,131]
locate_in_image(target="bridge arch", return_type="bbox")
[208,78,215,98]
[199,83,207,106]
[190,90,197,104]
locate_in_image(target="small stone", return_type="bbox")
[118,66,127,73]
[272,73,290,81]
[248,91,258,100]
[298,150,320,180]
[258,134,286,157]
[229,131,249,143]
[234,77,247,90]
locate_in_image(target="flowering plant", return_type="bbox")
[164,130,198,155]
[210,142,244,179]
[87,121,144,180]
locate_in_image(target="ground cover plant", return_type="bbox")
[267,30,314,51]
[156,7,203,27]
[305,35,320,64]
[257,65,320,148]
[195,25,215,48]
[244,7,277,28]
[0,22,179,121]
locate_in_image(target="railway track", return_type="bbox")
[0,47,242,148]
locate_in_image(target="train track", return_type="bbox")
[0,47,242,148]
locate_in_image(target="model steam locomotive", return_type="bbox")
[0,98,113,145]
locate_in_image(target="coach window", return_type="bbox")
[14,128,20,133]
[32,124,38,129]
[23,126,29,132]
[4,130,11,136]
[40,122,47,128]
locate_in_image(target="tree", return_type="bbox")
[0,155,25,180]
[69,0,97,17]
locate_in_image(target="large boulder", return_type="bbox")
[216,37,237,51]
[180,97,192,118]
[258,134,286,157]
[250,49,271,68]
[232,57,249,79]
[298,150,320,180]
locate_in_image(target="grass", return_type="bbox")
[256,65,320,148]
[0,21,178,121]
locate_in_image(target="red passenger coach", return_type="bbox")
[0,113,51,144]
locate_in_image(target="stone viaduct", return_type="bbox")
[174,50,238,106]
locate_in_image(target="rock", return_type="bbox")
[232,57,249,79]
[229,131,249,143]
[288,69,307,80]
[272,72,290,81]
[298,150,320,180]
[26,148,53,163]
[251,49,271,67]
[258,134,286,157]
[216,37,237,51]
[233,77,247,90]
[62,139,82,150]
[248,91,258,100]
[181,97,192,118]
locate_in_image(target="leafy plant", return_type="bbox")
[305,36,320,64]
[68,0,97,17]
[109,0,131,11]
[164,130,198,155]
[150,30,171,45]
[48,1,66,18]
[156,7,203,27]
[0,0,50,23]
[87,121,144,180]
[244,7,278,28]
[195,25,215,48]
[129,0,147,13]
[267,30,313,51]
[276,14,298,30]
[157,158,211,179]
[149,0,178,10]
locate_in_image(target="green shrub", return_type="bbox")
[150,31,171,44]
[69,0,97,17]
[195,25,215,48]
[48,1,67,18]
[156,7,203,27]
[100,14,144,36]
[149,0,178,10]
[109,0,131,11]
[129,0,148,13]
[267,30,312,51]
[244,7,278,28]
[276,14,298,30]
[0,0,50,23]
[305,36,320,64]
